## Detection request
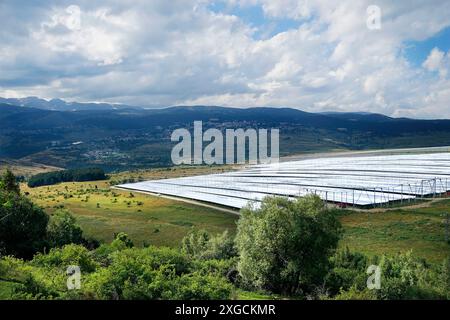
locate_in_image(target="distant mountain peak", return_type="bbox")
[0,96,138,111]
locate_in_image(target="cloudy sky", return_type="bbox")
[1,1,450,118]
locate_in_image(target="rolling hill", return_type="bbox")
[1,101,450,171]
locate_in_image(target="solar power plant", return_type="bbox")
[118,152,450,209]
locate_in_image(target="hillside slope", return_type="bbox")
[2,103,450,170]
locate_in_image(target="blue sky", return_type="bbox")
[404,26,450,67]
[0,0,449,118]
[209,2,303,39]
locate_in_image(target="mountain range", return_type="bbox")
[1,97,450,172]
[0,96,134,111]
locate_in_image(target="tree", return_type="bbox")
[206,230,237,260]
[181,229,237,260]
[0,169,20,194]
[235,195,342,296]
[181,229,210,258]
[47,209,84,248]
[0,190,49,258]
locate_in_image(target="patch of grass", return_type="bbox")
[23,180,238,248]
[339,205,450,263]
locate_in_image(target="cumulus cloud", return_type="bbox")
[423,47,449,78]
[0,0,450,118]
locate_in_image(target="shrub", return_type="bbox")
[32,244,97,273]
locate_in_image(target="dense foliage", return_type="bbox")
[0,170,48,258]
[236,195,342,296]
[0,170,88,258]
[28,168,107,188]
[0,235,233,300]
[324,248,449,300]
[181,229,237,261]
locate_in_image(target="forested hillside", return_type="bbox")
[2,103,450,171]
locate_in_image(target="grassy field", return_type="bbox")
[340,199,450,263]
[21,166,450,264]
[22,177,238,248]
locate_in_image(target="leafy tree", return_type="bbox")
[206,230,237,260]
[47,209,85,248]
[182,229,237,261]
[0,169,20,194]
[181,229,210,258]
[0,190,49,258]
[235,195,342,296]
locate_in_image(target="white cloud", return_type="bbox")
[0,0,450,118]
[423,47,448,78]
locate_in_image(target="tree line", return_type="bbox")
[27,168,107,188]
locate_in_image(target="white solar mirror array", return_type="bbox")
[118,152,450,209]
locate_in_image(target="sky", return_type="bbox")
[0,1,450,118]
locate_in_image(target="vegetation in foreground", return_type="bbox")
[21,167,450,263]
[1,169,449,300]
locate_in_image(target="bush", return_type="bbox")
[328,250,449,300]
[32,244,98,273]
[324,247,369,295]
[376,251,443,300]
